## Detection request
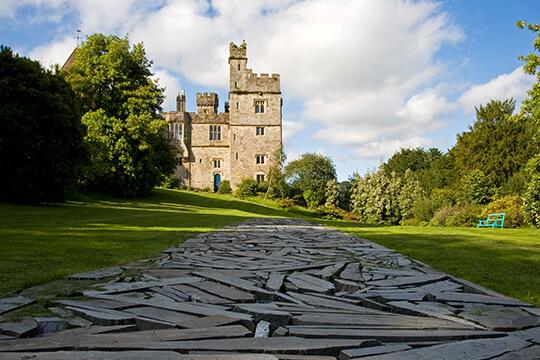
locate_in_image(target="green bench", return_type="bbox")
[477,213,505,229]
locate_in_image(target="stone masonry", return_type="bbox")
[160,41,282,191]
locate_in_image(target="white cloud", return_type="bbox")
[29,35,75,69]
[354,137,434,160]
[457,66,535,113]
[282,120,305,147]
[20,0,468,164]
[153,68,183,112]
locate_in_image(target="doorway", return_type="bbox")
[214,173,221,192]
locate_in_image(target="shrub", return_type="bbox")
[447,204,484,227]
[161,174,180,189]
[431,205,460,226]
[523,175,540,227]
[201,187,211,193]
[292,194,307,207]
[461,169,495,205]
[217,180,231,194]
[303,189,320,208]
[480,195,523,228]
[315,205,345,220]
[412,197,437,223]
[186,186,195,191]
[276,198,295,208]
[235,177,260,199]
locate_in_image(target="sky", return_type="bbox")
[1,0,539,181]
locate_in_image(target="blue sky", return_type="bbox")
[1,0,539,180]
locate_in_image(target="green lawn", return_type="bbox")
[0,189,292,297]
[1,189,539,308]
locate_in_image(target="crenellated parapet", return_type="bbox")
[234,71,280,93]
[196,92,219,114]
[229,40,247,59]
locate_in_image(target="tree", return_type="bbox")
[517,20,540,226]
[450,99,536,188]
[265,146,289,199]
[384,147,457,194]
[324,179,340,207]
[284,153,337,207]
[460,169,495,205]
[350,167,401,224]
[398,169,424,222]
[65,34,176,197]
[0,46,88,203]
[235,177,260,199]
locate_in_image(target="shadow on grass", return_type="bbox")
[0,189,298,297]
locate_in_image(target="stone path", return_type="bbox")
[1,218,539,359]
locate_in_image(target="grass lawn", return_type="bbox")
[0,189,293,298]
[1,188,539,308]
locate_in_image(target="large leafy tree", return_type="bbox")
[517,20,540,226]
[449,99,536,188]
[350,167,401,224]
[384,147,456,194]
[284,153,337,207]
[0,46,87,203]
[65,34,176,197]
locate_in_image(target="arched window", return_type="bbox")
[254,100,266,114]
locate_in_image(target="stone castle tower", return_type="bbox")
[160,41,282,191]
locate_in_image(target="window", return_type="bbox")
[236,153,239,160]
[178,157,183,166]
[213,159,221,168]
[254,100,265,114]
[256,155,265,164]
[169,123,182,140]
[209,125,221,140]
[256,127,265,136]
[257,174,265,183]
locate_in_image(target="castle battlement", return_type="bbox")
[240,71,280,93]
[196,92,219,114]
[229,40,247,59]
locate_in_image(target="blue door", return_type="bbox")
[214,174,221,192]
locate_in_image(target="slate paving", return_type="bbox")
[1,217,539,359]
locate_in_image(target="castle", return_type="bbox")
[160,41,282,191]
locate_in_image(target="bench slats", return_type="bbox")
[477,213,505,229]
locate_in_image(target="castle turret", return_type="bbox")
[229,40,247,91]
[196,92,219,114]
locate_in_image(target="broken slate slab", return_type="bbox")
[362,335,530,360]
[34,317,68,335]
[254,320,271,338]
[189,280,255,302]
[64,306,135,326]
[287,273,335,294]
[266,272,286,292]
[0,296,34,315]
[0,316,38,338]
[339,344,412,359]
[458,304,540,331]
[68,266,124,280]
[366,275,447,288]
